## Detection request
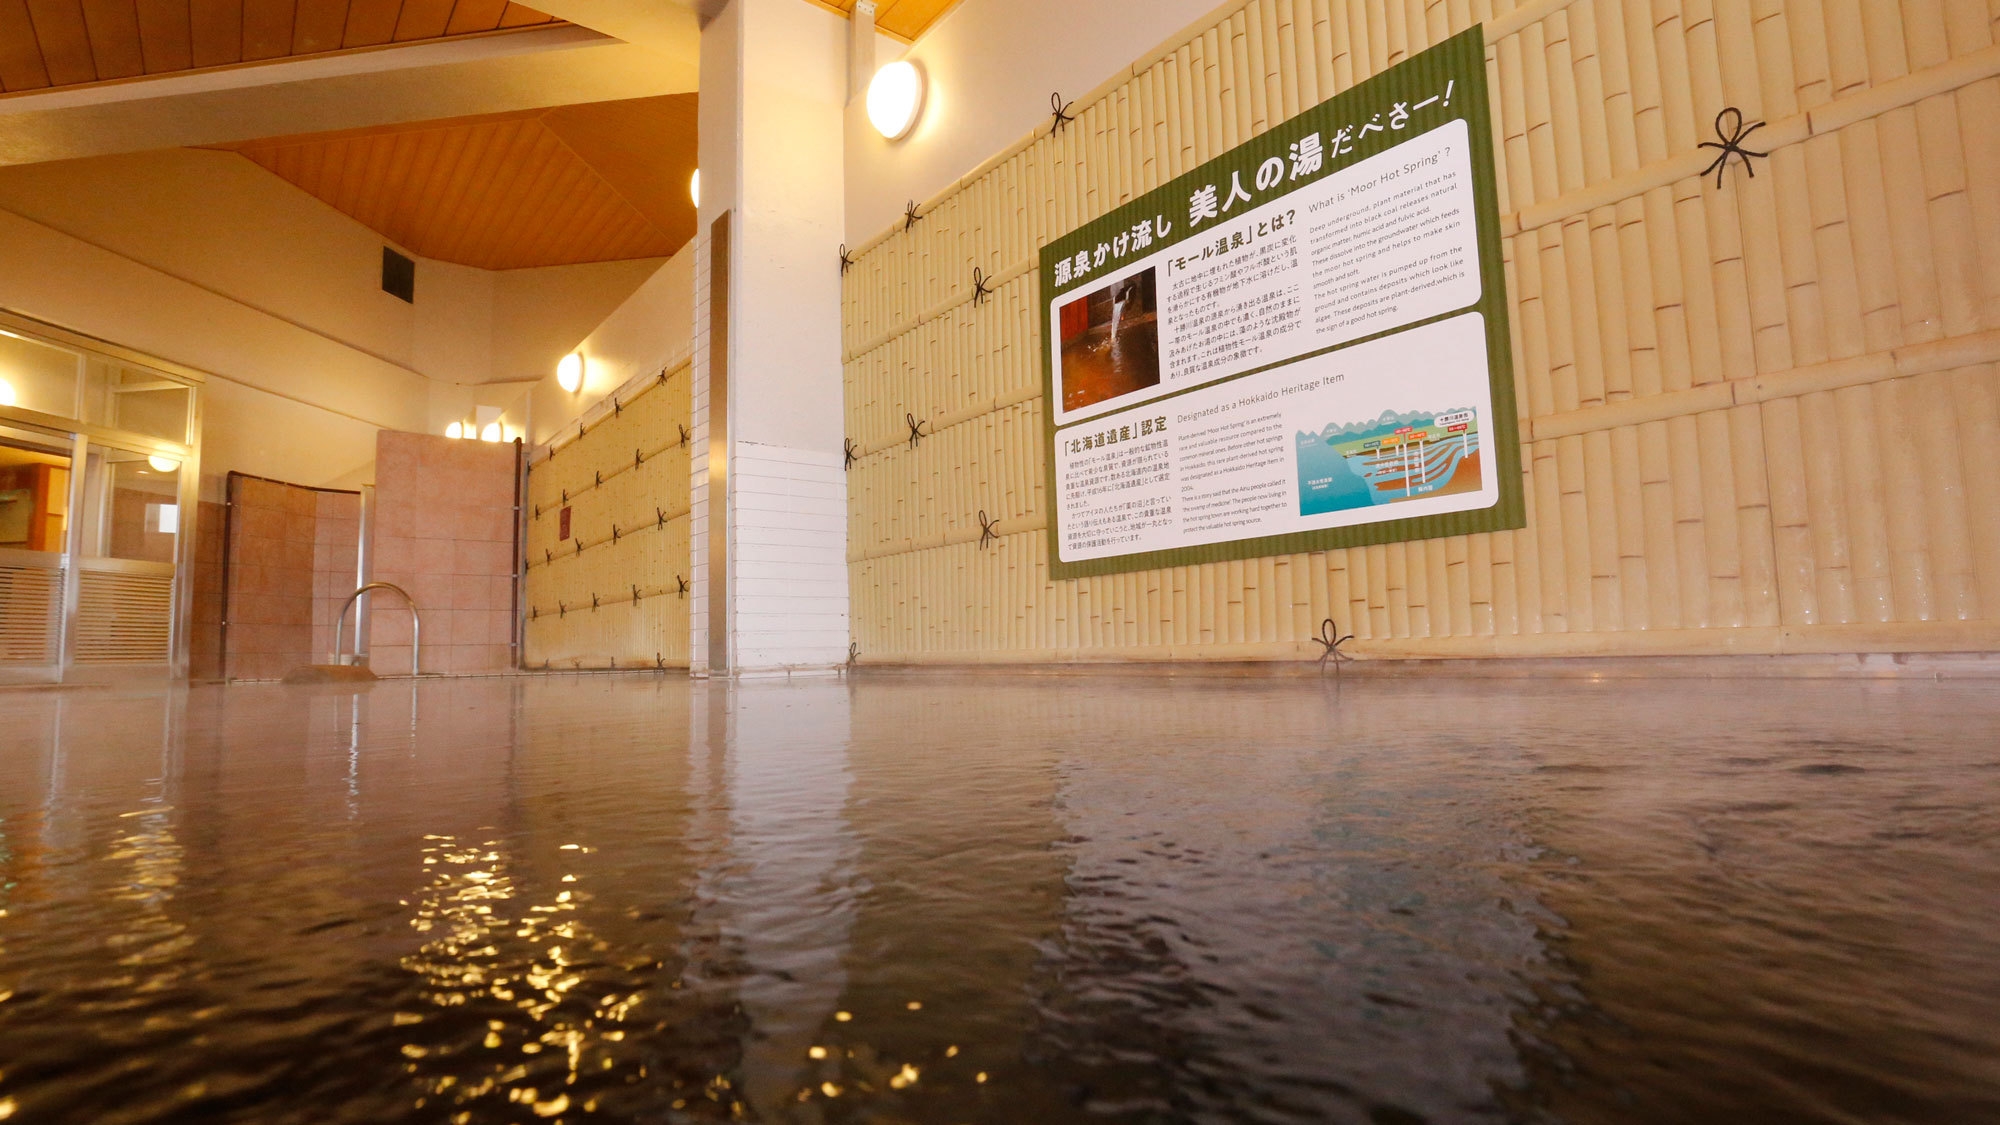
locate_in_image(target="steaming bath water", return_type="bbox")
[0,672,1995,1124]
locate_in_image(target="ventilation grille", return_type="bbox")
[0,564,62,665]
[74,566,172,665]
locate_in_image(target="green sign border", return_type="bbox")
[1038,25,1523,582]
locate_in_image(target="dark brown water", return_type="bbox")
[0,673,1996,1124]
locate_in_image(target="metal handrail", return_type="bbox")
[332,581,422,675]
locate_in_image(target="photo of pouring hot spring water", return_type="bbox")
[1295,406,1482,515]
[1058,268,1160,412]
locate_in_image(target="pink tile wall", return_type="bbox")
[220,479,363,679]
[223,477,317,680]
[312,490,362,660]
[369,432,518,676]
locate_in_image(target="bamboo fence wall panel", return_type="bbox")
[523,365,694,669]
[838,0,2000,663]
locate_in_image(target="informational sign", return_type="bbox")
[1039,27,1521,579]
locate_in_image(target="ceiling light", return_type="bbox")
[445,421,463,439]
[557,352,584,393]
[0,379,14,407]
[690,169,700,208]
[868,61,924,141]
[480,422,502,442]
[147,455,179,473]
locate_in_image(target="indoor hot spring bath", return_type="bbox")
[0,672,1996,1124]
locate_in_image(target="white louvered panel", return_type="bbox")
[74,567,173,665]
[0,564,61,664]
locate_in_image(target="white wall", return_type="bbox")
[842,0,1222,242]
[525,245,693,444]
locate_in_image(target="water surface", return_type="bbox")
[0,673,1995,1124]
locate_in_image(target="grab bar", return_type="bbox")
[332,581,423,676]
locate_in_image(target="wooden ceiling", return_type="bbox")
[804,0,962,43]
[0,0,560,94]
[226,93,696,270]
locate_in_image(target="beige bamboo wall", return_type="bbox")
[839,0,2000,663]
[522,363,694,669]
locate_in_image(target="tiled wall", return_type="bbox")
[369,432,518,676]
[310,490,361,660]
[189,499,224,679]
[221,476,318,680]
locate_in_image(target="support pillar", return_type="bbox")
[691,0,851,676]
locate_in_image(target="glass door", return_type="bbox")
[0,425,73,683]
[65,444,185,677]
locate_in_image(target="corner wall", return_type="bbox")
[839,0,2000,664]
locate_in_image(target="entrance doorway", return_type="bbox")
[0,315,201,682]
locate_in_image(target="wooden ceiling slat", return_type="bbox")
[187,0,245,69]
[399,124,476,254]
[378,130,442,246]
[494,3,551,29]
[494,127,606,267]
[0,0,55,91]
[440,0,503,35]
[351,125,404,227]
[542,95,694,252]
[470,124,567,264]
[340,0,398,47]
[418,120,506,263]
[389,0,449,41]
[131,0,191,73]
[78,0,146,80]
[23,0,99,86]
[228,94,693,269]
[291,0,348,54]
[239,0,294,59]
[447,119,549,264]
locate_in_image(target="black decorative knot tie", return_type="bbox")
[531,607,540,620]
[591,593,600,611]
[839,243,855,274]
[535,504,542,519]
[906,413,928,450]
[594,470,602,486]
[635,448,644,469]
[558,602,568,619]
[1311,618,1355,677]
[679,423,691,447]
[632,584,642,606]
[1049,91,1077,136]
[544,548,552,564]
[1699,107,1768,188]
[675,575,689,598]
[613,397,623,417]
[656,654,666,670]
[847,641,860,668]
[904,200,921,231]
[978,509,999,549]
[657,507,668,528]
[971,266,995,307]
[657,368,669,384]
[843,437,858,471]
[610,524,621,543]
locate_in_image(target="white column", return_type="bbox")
[692,0,851,676]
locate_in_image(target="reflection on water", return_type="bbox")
[0,674,1997,1123]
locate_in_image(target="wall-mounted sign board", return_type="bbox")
[1039,27,1522,580]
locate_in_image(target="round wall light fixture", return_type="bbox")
[0,379,16,408]
[480,422,503,442]
[146,454,180,473]
[689,169,700,208]
[556,352,584,393]
[445,421,464,439]
[867,60,925,141]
